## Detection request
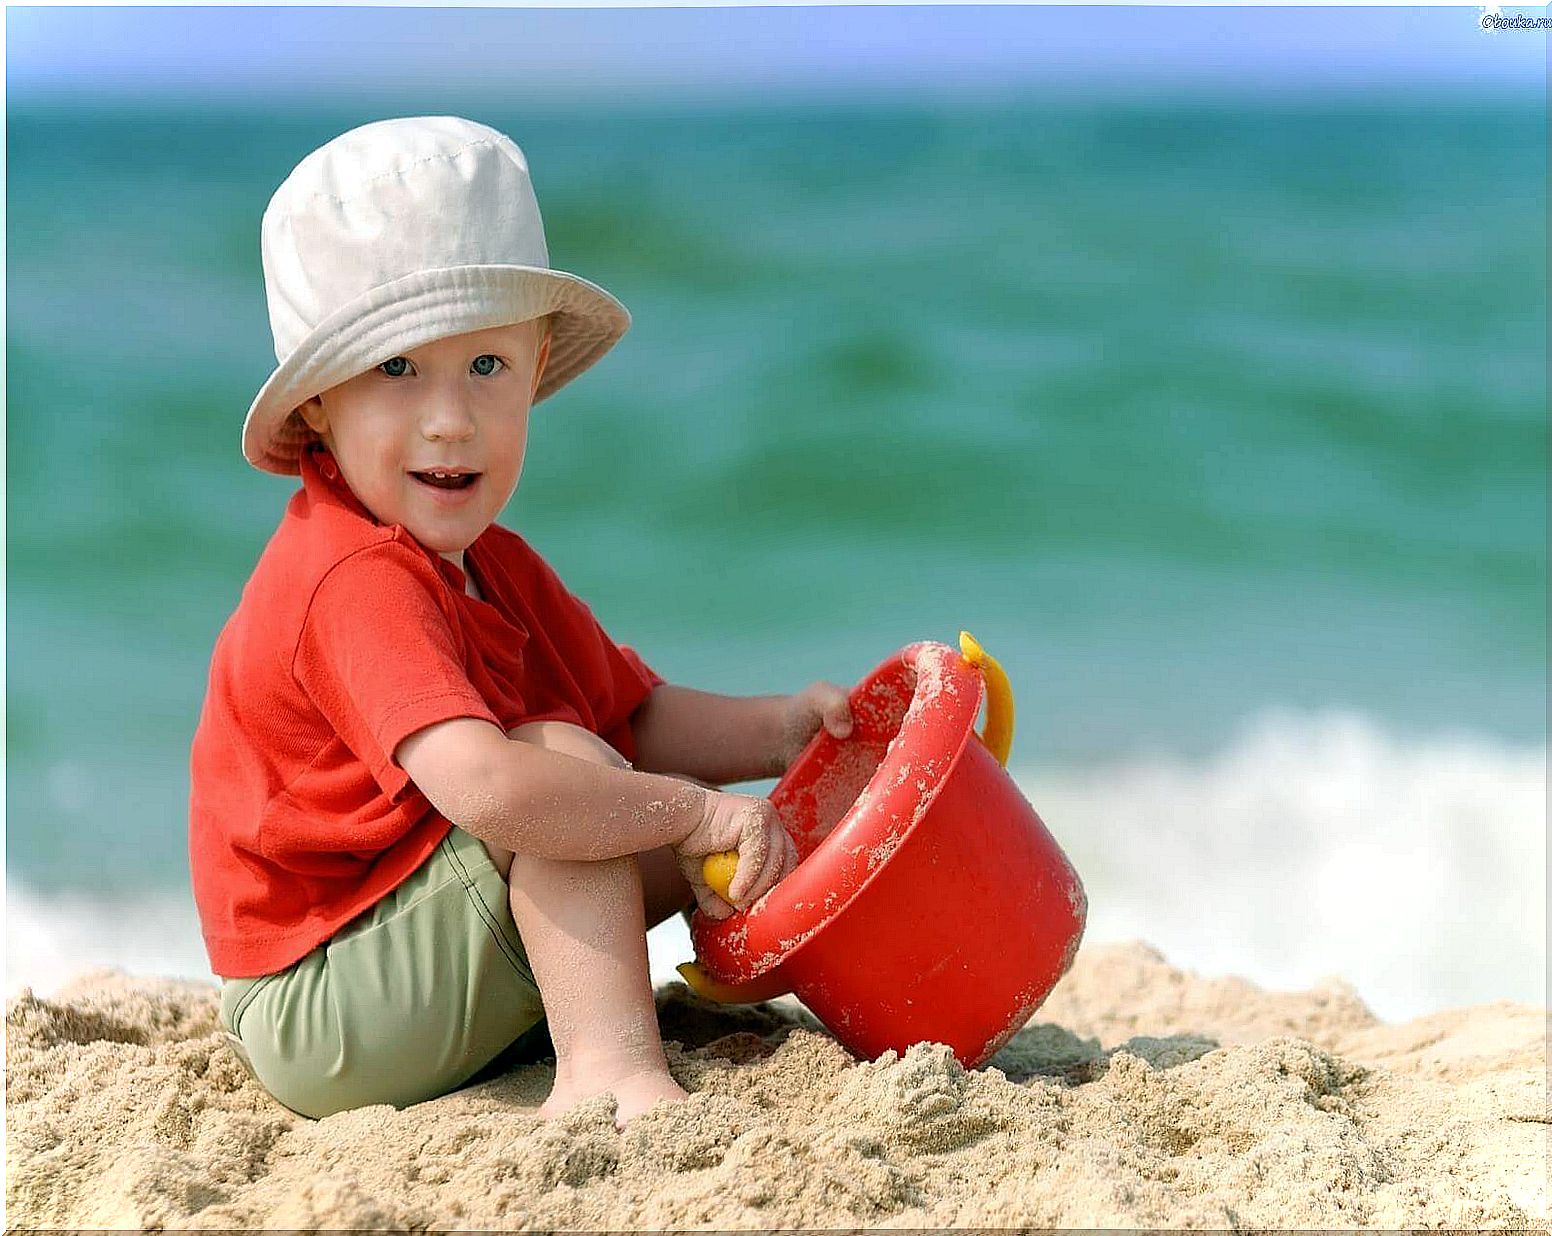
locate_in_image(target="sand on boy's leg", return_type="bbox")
[463,843,694,1088]
[506,848,689,1123]
[488,720,703,1124]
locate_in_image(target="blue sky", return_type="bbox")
[6,6,1546,104]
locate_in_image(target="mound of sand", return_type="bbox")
[6,941,1545,1229]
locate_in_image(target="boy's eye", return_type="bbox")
[376,355,503,378]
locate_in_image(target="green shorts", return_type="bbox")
[218,826,549,1119]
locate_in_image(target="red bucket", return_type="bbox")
[688,636,1087,1067]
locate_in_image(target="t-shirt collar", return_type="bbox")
[300,443,372,520]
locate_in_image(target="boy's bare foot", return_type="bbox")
[541,1062,688,1127]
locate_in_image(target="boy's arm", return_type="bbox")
[626,683,787,786]
[396,717,709,861]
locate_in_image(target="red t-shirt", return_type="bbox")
[189,444,664,978]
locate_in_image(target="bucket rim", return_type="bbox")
[691,639,985,984]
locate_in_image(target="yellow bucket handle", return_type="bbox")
[959,629,1014,767]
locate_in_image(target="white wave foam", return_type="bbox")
[3,882,215,998]
[6,709,1545,1022]
[1017,707,1546,1021]
[2,878,694,1000]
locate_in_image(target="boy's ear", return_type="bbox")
[531,330,552,400]
[297,395,327,435]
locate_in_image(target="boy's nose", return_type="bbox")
[419,398,477,441]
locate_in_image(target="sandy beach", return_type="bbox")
[6,940,1545,1230]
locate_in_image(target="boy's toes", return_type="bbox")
[610,1071,689,1127]
[539,1068,688,1126]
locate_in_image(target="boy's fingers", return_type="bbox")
[690,837,795,915]
[727,825,771,905]
[801,681,852,741]
[741,830,787,907]
[682,798,791,911]
[693,883,733,920]
[676,851,725,915]
[684,874,724,919]
[779,832,799,880]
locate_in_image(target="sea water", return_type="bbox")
[5,96,1545,1020]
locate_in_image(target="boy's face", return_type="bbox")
[298,320,551,564]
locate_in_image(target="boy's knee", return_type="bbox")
[490,722,634,887]
[493,728,706,905]
[506,719,631,770]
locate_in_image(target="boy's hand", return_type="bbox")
[770,681,855,776]
[674,791,797,920]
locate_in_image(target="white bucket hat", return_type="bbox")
[242,115,630,475]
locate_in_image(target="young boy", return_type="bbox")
[189,116,853,1126]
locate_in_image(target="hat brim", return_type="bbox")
[242,264,630,475]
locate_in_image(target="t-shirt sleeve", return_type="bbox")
[526,551,665,765]
[293,542,504,801]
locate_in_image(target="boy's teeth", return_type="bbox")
[415,470,477,490]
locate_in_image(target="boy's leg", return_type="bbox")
[493,720,700,1123]
[505,847,685,1122]
[493,720,699,924]
[637,842,697,928]
[483,833,691,927]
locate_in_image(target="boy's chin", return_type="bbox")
[405,522,480,554]
[417,532,477,554]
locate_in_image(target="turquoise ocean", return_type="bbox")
[5,96,1545,1019]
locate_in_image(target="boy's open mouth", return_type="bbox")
[410,470,481,491]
